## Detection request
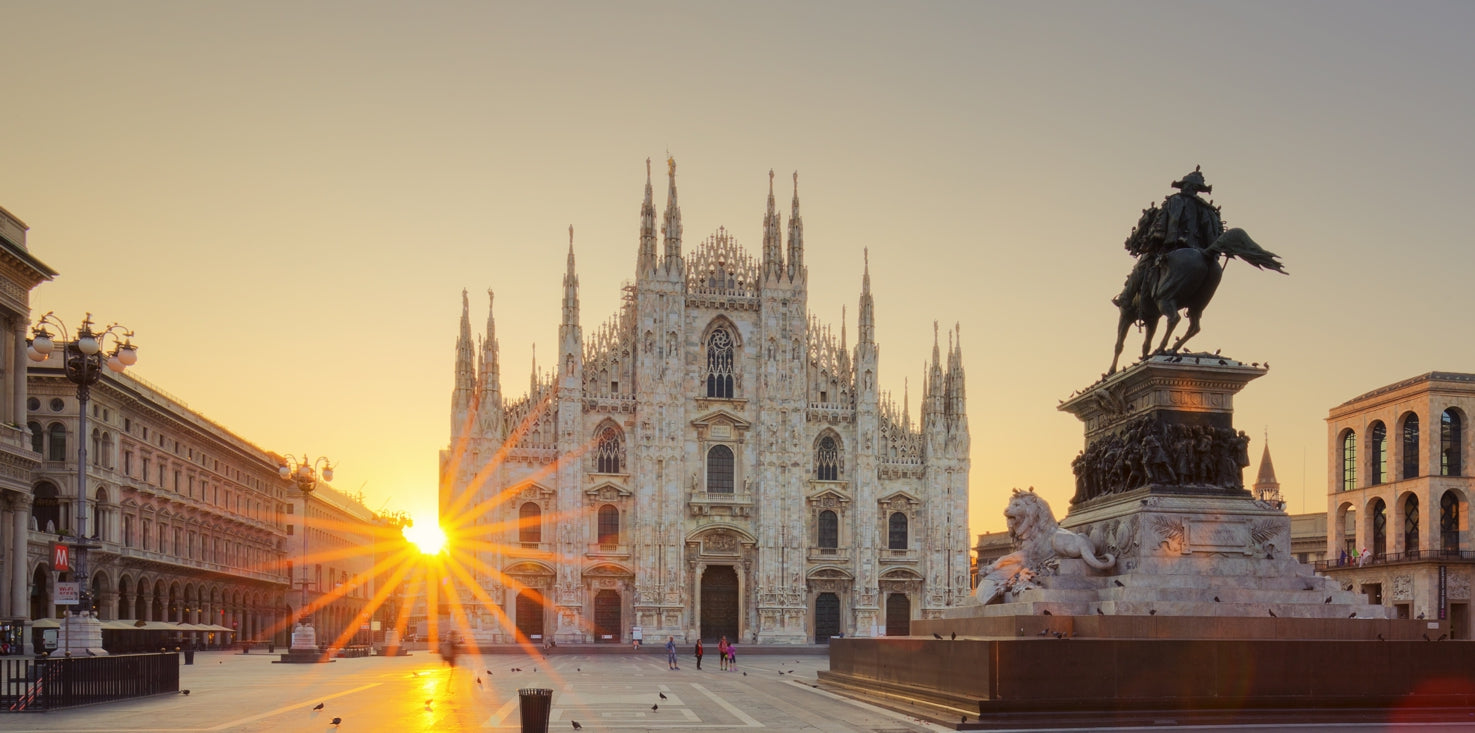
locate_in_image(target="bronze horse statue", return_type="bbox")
[1110,228,1285,374]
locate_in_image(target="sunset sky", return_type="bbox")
[3,2,1473,536]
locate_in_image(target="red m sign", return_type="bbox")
[52,543,70,572]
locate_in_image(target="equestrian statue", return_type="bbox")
[1109,167,1287,374]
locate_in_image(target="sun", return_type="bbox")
[403,520,447,555]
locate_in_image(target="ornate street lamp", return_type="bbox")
[27,312,137,647]
[279,453,332,652]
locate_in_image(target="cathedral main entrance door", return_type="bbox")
[593,590,621,642]
[814,592,841,643]
[700,565,739,642]
[885,592,910,637]
[515,590,544,641]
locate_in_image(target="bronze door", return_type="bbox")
[593,590,621,642]
[885,592,910,637]
[700,565,740,642]
[515,590,544,641]
[814,592,841,643]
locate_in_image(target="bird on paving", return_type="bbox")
[1324,596,1332,604]
[412,671,420,677]
[487,669,494,675]
[1377,634,1386,641]
[932,633,943,640]
[1213,596,1221,602]
[476,677,482,686]
[1438,633,1448,641]
[1424,633,1432,641]
[1349,612,1357,618]
[962,715,968,723]
[1268,609,1277,617]
[742,672,747,676]
[180,690,191,696]
[572,722,583,730]
[1041,609,1052,616]
[1113,580,1124,587]
[331,717,342,727]
[659,692,667,700]
[1149,609,1157,616]
[1037,629,1048,636]
[313,703,325,711]
[651,703,659,711]
[1096,608,1104,615]
[950,632,957,640]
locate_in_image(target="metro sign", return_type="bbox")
[52,543,70,572]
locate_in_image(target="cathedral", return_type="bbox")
[440,159,970,645]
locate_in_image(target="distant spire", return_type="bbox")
[762,168,783,277]
[786,171,804,278]
[638,158,658,272]
[902,377,911,429]
[1254,437,1282,506]
[858,249,875,345]
[452,290,475,438]
[477,289,503,434]
[662,156,683,270]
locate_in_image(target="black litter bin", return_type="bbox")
[517,688,553,733]
[184,649,196,665]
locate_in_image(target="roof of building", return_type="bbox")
[1334,372,1475,410]
[1255,442,1278,486]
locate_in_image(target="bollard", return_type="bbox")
[517,687,554,733]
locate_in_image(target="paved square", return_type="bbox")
[0,650,948,732]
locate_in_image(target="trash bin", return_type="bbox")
[517,688,553,733]
[184,649,196,665]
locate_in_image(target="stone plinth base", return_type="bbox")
[289,623,317,651]
[58,613,107,657]
[820,637,1475,726]
[274,649,334,663]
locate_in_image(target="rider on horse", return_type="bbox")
[1115,167,1224,310]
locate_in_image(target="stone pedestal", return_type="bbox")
[289,622,317,651]
[57,610,107,656]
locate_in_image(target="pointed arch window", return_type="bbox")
[705,327,735,398]
[597,504,620,546]
[706,445,734,494]
[1402,413,1420,479]
[816,435,841,481]
[1340,430,1357,491]
[1441,410,1463,477]
[1441,491,1461,553]
[888,512,908,550]
[1404,495,1420,555]
[596,426,623,474]
[1369,422,1386,486]
[817,510,839,549]
[519,502,542,544]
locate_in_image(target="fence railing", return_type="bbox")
[1314,548,1475,571]
[2,652,178,711]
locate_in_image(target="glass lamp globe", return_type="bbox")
[77,335,100,355]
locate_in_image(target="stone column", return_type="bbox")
[11,320,25,426]
[98,590,118,621]
[142,591,154,622]
[11,496,28,620]
[0,503,11,618]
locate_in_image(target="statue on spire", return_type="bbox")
[1108,167,1287,373]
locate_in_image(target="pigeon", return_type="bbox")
[533,667,537,672]
[1041,609,1052,616]
[933,633,943,640]
[1113,580,1125,587]
[487,669,494,675]
[426,698,433,706]
[1037,629,1049,636]
[1096,608,1104,615]
[1213,596,1221,602]
[950,632,957,640]
[961,715,968,723]
[659,692,667,700]
[1268,609,1277,617]
[1349,613,1357,618]
[1149,609,1157,615]
[651,703,659,711]
[180,689,191,696]
[313,703,325,711]
[742,672,747,676]
[1052,631,1064,639]
[476,677,482,686]
[412,671,420,677]
[1217,360,1227,366]
[577,668,581,672]
[572,722,583,730]
[1418,613,1425,620]
[1424,633,1432,641]
[1324,596,1332,604]
[331,718,342,727]
[1214,348,1221,355]
[1377,634,1386,641]
[1438,633,1448,641]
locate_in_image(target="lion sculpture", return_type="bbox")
[973,488,1116,605]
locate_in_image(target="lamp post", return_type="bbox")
[279,453,332,652]
[27,312,137,654]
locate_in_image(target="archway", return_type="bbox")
[593,590,621,643]
[700,565,739,642]
[515,590,545,642]
[885,593,910,637]
[814,592,841,643]
[30,566,50,619]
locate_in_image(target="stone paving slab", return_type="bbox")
[0,649,948,733]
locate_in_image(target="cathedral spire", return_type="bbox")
[562,226,580,328]
[786,170,804,279]
[452,289,475,437]
[858,248,875,345]
[762,168,783,277]
[638,157,658,273]
[480,290,502,406]
[662,155,683,272]
[1254,435,1283,506]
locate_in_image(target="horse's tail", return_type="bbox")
[1208,228,1287,274]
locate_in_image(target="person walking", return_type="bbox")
[717,636,729,671]
[694,639,704,670]
[727,640,737,671]
[665,636,679,670]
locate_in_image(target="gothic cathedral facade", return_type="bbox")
[440,160,970,645]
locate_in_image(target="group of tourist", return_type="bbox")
[667,635,736,671]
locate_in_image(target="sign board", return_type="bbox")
[54,582,79,606]
[1439,565,1448,620]
[52,544,70,572]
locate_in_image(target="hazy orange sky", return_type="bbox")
[4,2,1474,535]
